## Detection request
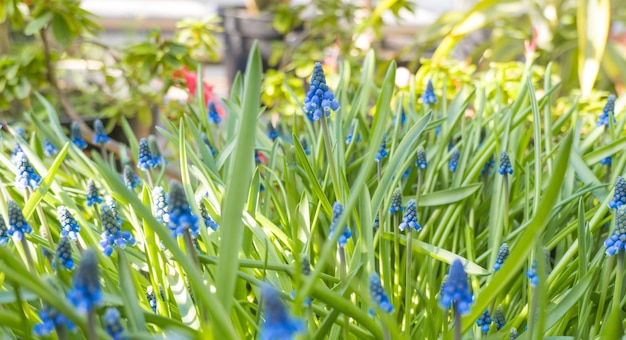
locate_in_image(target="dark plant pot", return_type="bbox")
[219,7,284,87]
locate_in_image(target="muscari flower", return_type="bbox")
[259,284,304,340]
[498,151,513,175]
[58,206,80,240]
[422,79,437,105]
[92,119,110,145]
[15,152,41,190]
[86,179,103,207]
[103,308,126,340]
[106,196,121,222]
[399,199,420,232]
[439,259,473,315]
[601,156,612,166]
[67,249,102,313]
[345,123,361,145]
[373,215,379,232]
[138,138,153,171]
[122,165,140,190]
[526,260,539,287]
[416,146,427,170]
[44,140,58,157]
[510,328,519,340]
[70,121,88,149]
[300,138,311,155]
[597,94,616,128]
[268,123,279,141]
[481,155,495,175]
[201,133,217,156]
[167,181,199,238]
[402,167,411,180]
[476,310,492,334]
[605,204,626,256]
[147,286,157,312]
[100,204,135,257]
[493,305,506,330]
[148,135,163,167]
[449,148,460,172]
[152,186,168,223]
[304,62,340,121]
[389,188,404,214]
[33,303,75,337]
[375,134,389,162]
[54,237,75,270]
[329,201,352,247]
[198,199,219,231]
[609,176,626,209]
[208,100,222,124]
[0,214,9,246]
[7,200,32,242]
[493,243,510,271]
[370,273,393,313]
[11,127,26,163]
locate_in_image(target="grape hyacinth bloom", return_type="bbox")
[148,135,163,167]
[259,284,304,340]
[416,146,427,169]
[92,119,109,145]
[526,260,539,287]
[493,305,506,330]
[600,156,612,166]
[33,304,75,336]
[67,249,102,313]
[597,94,616,128]
[267,123,279,141]
[303,62,340,121]
[439,259,473,315]
[7,200,32,241]
[510,328,519,340]
[100,205,135,257]
[54,237,74,270]
[481,155,495,175]
[44,140,58,157]
[86,179,103,207]
[375,134,389,162]
[137,138,153,170]
[422,79,437,105]
[369,273,394,313]
[198,200,219,231]
[201,133,217,156]
[0,214,9,246]
[147,286,157,312]
[104,308,125,340]
[498,151,513,175]
[122,165,140,190]
[493,243,510,271]
[389,188,404,214]
[58,206,80,240]
[300,138,311,155]
[167,182,199,238]
[608,176,626,209]
[605,205,626,256]
[70,121,88,149]
[398,199,420,232]
[476,310,492,333]
[152,186,168,223]
[15,152,41,190]
[11,127,26,164]
[449,148,460,172]
[107,197,122,222]
[402,167,411,180]
[207,100,222,124]
[329,201,352,247]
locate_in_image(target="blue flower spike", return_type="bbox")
[54,237,75,270]
[597,94,616,128]
[267,123,279,141]
[369,273,394,313]
[493,305,506,330]
[493,243,510,271]
[304,62,340,121]
[259,284,304,340]
[417,146,427,170]
[44,140,59,157]
[152,186,168,223]
[526,260,539,287]
[498,151,513,175]
[510,328,519,340]
[208,100,222,124]
[329,201,352,247]
[99,204,135,257]
[122,165,140,190]
[104,308,125,340]
[86,179,103,207]
[375,133,389,162]
[476,310,492,334]
[67,249,102,313]
[70,121,88,149]
[422,79,437,105]
[449,148,460,172]
[439,259,473,315]
[33,303,75,336]
[7,200,32,242]
[481,155,495,175]
[147,286,157,312]
[167,181,199,238]
[398,199,420,232]
[138,138,152,171]
[609,176,626,209]
[0,214,9,246]
[58,206,81,240]
[92,119,110,145]
[201,133,217,156]
[148,135,163,167]
[15,152,41,190]
[389,188,404,214]
[198,199,219,231]
[600,156,612,166]
[605,205,626,256]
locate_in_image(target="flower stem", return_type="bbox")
[87,307,97,340]
[320,117,342,202]
[393,213,400,307]
[338,246,348,338]
[613,251,624,312]
[454,307,461,340]
[404,227,412,338]
[20,237,35,272]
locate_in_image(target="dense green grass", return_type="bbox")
[0,44,624,339]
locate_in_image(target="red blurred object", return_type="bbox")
[173,67,226,118]
[524,28,538,57]
[255,150,268,164]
